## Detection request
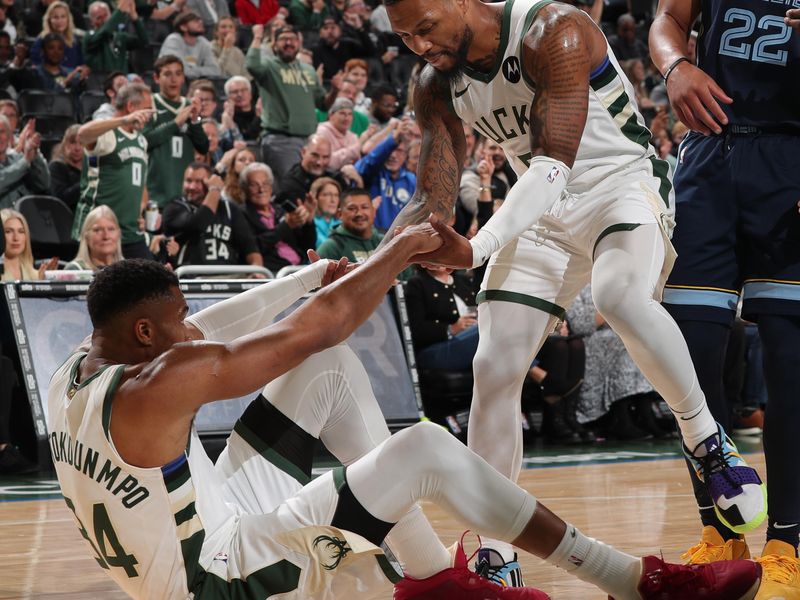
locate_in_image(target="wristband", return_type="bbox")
[663,57,690,84]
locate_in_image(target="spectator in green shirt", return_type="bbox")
[246,23,339,186]
[288,0,329,33]
[83,0,148,73]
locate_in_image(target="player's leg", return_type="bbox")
[336,422,761,600]
[468,225,590,578]
[737,132,800,595]
[759,315,800,548]
[660,132,753,557]
[592,222,766,534]
[216,344,451,580]
[467,300,557,581]
[593,223,716,444]
[469,301,558,480]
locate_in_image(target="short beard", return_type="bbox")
[439,25,473,83]
[278,49,298,63]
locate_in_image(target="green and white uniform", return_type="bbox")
[451,0,675,314]
[73,128,148,245]
[47,348,397,600]
[144,94,209,208]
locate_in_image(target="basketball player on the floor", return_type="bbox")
[382,0,767,584]
[48,245,761,599]
[650,1,800,597]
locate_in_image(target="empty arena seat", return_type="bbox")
[79,91,106,122]
[17,90,75,119]
[418,368,474,440]
[13,195,78,260]
[25,114,74,140]
[84,70,111,93]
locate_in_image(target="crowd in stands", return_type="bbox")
[0,0,768,473]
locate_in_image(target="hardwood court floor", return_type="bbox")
[0,450,768,600]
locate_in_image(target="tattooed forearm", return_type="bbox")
[379,66,466,246]
[524,8,593,167]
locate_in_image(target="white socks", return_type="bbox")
[385,506,452,579]
[664,374,718,450]
[547,523,642,600]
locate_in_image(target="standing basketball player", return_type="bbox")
[47,247,761,600]
[383,0,767,581]
[650,1,800,596]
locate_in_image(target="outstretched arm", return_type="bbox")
[378,66,466,247]
[650,0,731,135]
[415,5,600,268]
[111,225,441,467]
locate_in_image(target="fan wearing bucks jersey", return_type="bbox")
[385,0,767,580]
[74,82,154,260]
[651,0,800,592]
[143,55,209,208]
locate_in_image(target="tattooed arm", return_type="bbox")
[523,4,604,167]
[377,65,466,246]
[415,5,606,268]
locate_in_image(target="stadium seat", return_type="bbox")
[144,18,171,44]
[23,114,74,140]
[84,70,111,93]
[130,44,159,76]
[13,195,79,260]
[207,76,228,99]
[245,141,262,162]
[39,138,60,162]
[418,368,474,441]
[78,91,106,122]
[17,90,75,119]
[236,24,253,49]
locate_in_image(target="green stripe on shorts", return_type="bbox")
[375,554,403,584]
[477,290,566,319]
[592,223,642,257]
[233,420,312,485]
[648,155,672,208]
[195,561,302,599]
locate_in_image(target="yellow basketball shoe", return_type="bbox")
[682,526,751,564]
[755,540,800,599]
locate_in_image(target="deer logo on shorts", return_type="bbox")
[313,535,352,571]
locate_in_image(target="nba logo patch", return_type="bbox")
[546,166,560,183]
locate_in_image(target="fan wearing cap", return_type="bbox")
[246,23,341,184]
[315,98,362,170]
[159,11,221,79]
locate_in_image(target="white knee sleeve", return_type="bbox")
[347,423,537,542]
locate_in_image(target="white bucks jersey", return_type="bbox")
[48,353,236,599]
[452,0,671,204]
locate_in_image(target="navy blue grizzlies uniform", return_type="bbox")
[663,0,800,323]
[660,0,800,557]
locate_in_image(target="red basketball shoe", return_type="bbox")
[611,554,762,600]
[393,532,550,600]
